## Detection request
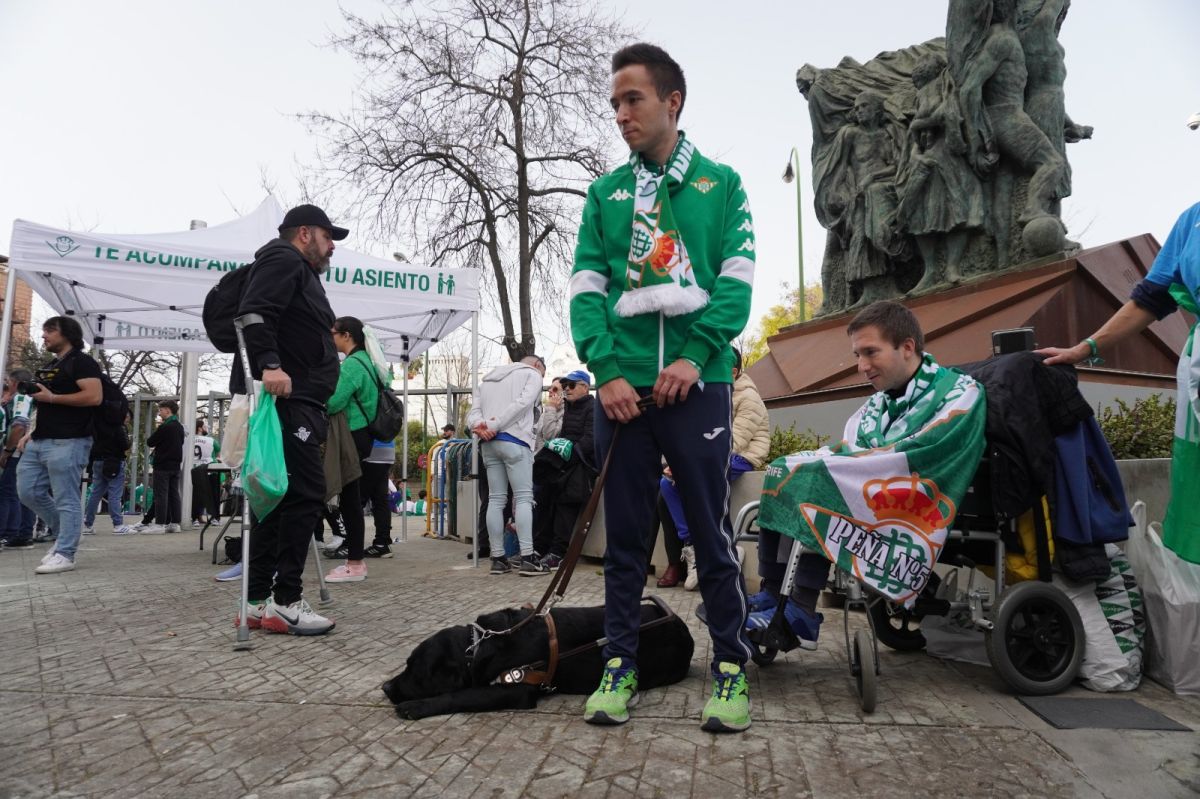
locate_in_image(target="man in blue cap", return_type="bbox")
[532,369,595,568]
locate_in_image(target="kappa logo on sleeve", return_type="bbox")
[607,189,633,202]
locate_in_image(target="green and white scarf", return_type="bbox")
[759,355,987,606]
[615,133,710,318]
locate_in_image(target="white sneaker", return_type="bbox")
[81,525,95,535]
[165,523,182,534]
[682,544,699,591]
[35,553,76,574]
[140,524,166,535]
[261,598,335,636]
[113,525,138,535]
[323,535,345,553]
[40,547,59,564]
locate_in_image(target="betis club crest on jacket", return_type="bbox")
[617,202,709,318]
[799,474,954,605]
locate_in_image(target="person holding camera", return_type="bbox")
[17,316,104,574]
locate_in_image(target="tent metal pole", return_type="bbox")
[400,335,410,545]
[129,393,141,514]
[180,352,199,527]
[0,265,18,385]
[142,396,155,510]
[177,219,206,528]
[471,310,479,567]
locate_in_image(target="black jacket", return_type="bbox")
[147,417,185,471]
[559,394,596,466]
[959,352,1093,522]
[534,394,597,503]
[90,424,129,461]
[231,239,338,406]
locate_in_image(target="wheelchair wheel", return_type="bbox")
[868,600,926,652]
[985,580,1084,696]
[851,629,877,713]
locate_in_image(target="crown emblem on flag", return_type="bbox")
[863,473,955,530]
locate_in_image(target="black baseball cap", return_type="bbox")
[279,204,349,241]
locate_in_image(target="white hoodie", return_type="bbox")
[465,362,543,447]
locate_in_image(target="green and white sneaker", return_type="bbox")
[701,662,751,733]
[583,657,639,725]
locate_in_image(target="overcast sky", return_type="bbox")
[2,0,1197,370]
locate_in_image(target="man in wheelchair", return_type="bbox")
[751,301,987,648]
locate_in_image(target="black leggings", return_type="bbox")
[340,428,374,560]
[360,460,392,546]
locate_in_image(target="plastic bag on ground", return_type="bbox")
[1053,543,1145,693]
[1126,500,1200,695]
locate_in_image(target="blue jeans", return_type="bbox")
[17,437,92,560]
[84,459,126,527]
[480,439,534,557]
[0,455,35,540]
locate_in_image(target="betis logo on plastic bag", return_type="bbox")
[800,474,954,606]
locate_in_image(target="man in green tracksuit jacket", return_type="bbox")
[569,42,756,733]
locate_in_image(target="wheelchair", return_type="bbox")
[732,459,1085,713]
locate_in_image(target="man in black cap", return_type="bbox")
[233,204,346,636]
[441,423,456,440]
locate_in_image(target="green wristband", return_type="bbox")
[1083,337,1104,365]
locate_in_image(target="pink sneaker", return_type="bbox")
[325,562,367,583]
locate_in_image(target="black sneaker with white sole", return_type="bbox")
[364,544,393,559]
[519,555,551,576]
[489,557,513,575]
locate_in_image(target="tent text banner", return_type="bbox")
[9,198,479,360]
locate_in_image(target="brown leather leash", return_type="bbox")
[474,395,658,688]
[499,595,681,689]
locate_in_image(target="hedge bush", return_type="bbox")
[1097,394,1175,460]
[765,422,829,464]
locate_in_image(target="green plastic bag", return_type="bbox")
[243,388,288,519]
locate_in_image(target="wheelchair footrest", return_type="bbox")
[748,621,801,652]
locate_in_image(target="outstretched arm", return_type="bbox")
[1034,300,1156,365]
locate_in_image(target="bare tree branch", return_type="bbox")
[302,0,635,361]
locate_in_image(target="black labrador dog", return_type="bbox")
[382,598,694,719]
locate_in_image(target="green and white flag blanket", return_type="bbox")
[759,354,987,606]
[615,133,710,318]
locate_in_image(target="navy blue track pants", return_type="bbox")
[595,383,752,670]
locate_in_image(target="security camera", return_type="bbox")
[1188,111,1200,131]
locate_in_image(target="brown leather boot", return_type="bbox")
[656,562,684,588]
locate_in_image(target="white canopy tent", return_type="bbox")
[4,196,482,541]
[5,197,479,360]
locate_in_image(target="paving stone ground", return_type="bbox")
[2,517,1197,798]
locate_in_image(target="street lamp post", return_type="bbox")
[782,147,806,323]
